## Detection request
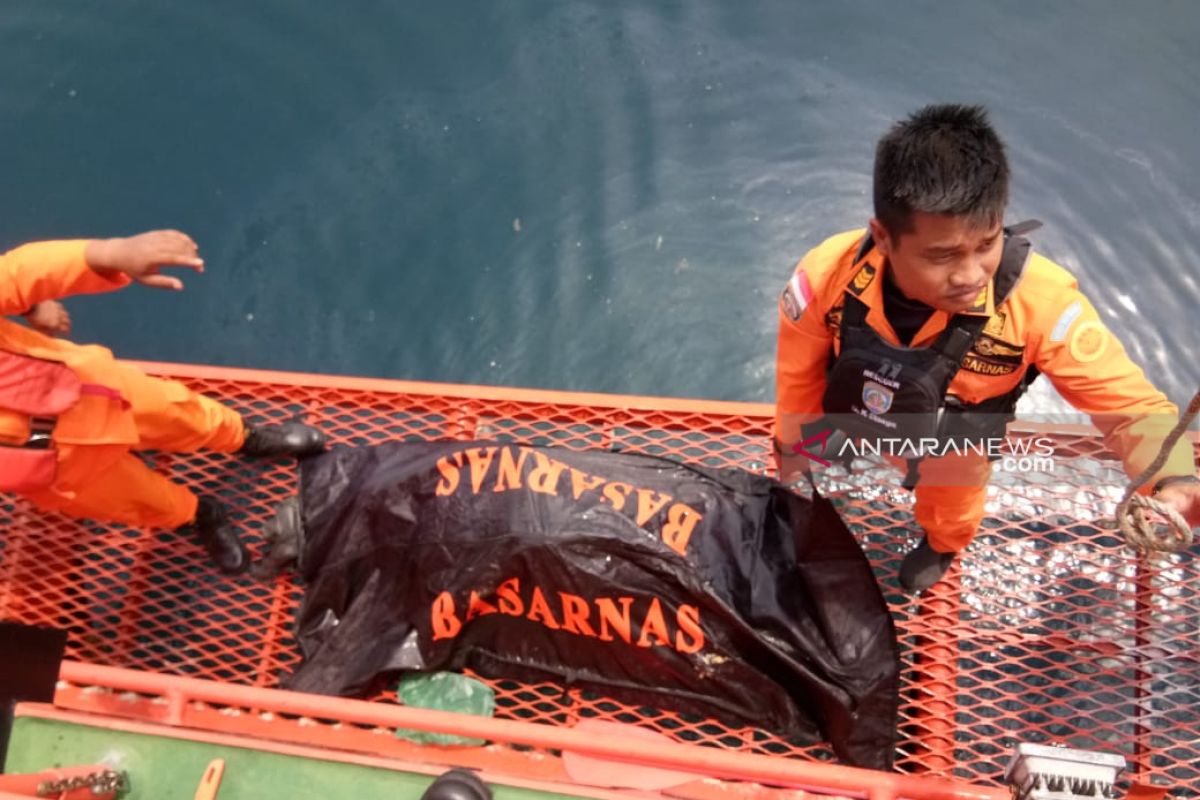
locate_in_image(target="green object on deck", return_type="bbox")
[5,716,576,800]
[395,672,496,746]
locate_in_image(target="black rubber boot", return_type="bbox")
[250,496,305,582]
[238,420,328,458]
[184,496,249,575]
[421,769,492,800]
[899,537,956,594]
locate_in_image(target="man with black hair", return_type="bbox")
[775,104,1199,592]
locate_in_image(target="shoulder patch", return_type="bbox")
[847,263,876,296]
[780,271,813,322]
[780,286,800,321]
[1068,320,1109,363]
[1050,301,1082,342]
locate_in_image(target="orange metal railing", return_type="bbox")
[52,661,1006,800]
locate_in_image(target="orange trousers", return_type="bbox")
[782,444,993,554]
[899,452,993,554]
[25,363,245,530]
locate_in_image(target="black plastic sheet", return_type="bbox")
[283,441,899,769]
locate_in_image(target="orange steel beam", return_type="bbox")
[134,361,1200,446]
[131,361,775,417]
[59,661,1007,800]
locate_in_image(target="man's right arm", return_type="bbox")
[1,231,206,318]
[0,241,130,317]
[774,236,851,480]
[1028,271,1196,493]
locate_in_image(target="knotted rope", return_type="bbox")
[1115,390,1200,553]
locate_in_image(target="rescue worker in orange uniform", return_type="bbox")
[0,230,327,575]
[775,104,1200,592]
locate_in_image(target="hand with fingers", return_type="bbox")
[24,299,72,336]
[84,230,205,291]
[1156,479,1200,529]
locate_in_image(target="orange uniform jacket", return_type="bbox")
[776,229,1195,551]
[0,240,244,530]
[0,241,142,447]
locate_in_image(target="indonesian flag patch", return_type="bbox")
[780,270,814,322]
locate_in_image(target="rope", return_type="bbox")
[1115,390,1200,553]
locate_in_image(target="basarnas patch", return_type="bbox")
[1068,320,1109,363]
[960,354,1020,376]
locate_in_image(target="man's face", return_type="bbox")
[870,211,1004,312]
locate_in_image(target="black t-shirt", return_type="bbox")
[882,265,934,346]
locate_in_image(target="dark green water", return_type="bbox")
[2,1,1197,408]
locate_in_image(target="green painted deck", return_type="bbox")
[6,717,579,800]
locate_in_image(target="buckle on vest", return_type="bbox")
[25,416,55,450]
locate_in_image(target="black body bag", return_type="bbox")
[280,440,900,769]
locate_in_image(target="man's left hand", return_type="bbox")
[24,300,71,336]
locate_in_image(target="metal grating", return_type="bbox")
[0,365,1196,795]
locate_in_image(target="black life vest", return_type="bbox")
[820,221,1043,458]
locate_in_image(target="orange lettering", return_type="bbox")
[601,482,632,512]
[526,586,561,629]
[497,577,524,616]
[661,503,702,555]
[434,453,464,496]
[465,447,497,494]
[527,453,567,496]
[634,488,672,526]
[636,597,672,648]
[595,597,633,644]
[558,592,597,637]
[675,604,704,654]
[494,447,530,493]
[431,591,462,640]
[568,469,607,500]
[466,590,498,621]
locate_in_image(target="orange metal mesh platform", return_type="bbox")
[1,363,1196,796]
